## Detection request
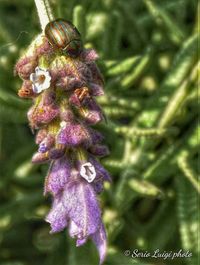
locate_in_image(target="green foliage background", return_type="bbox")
[0,0,199,264]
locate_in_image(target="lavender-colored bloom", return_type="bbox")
[91,223,107,265]
[46,194,68,233]
[89,145,110,157]
[48,146,65,160]
[87,62,104,85]
[90,83,104,96]
[80,48,99,62]
[15,55,38,79]
[46,180,107,264]
[35,128,48,144]
[60,106,75,122]
[58,76,85,90]
[57,124,94,148]
[76,156,111,193]
[69,92,83,107]
[80,98,103,125]
[57,124,89,146]
[89,156,111,182]
[39,134,55,153]
[28,100,59,128]
[35,37,53,56]
[57,124,104,149]
[44,156,72,195]
[43,90,56,105]
[16,33,110,264]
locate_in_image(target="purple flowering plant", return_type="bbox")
[15,1,110,264]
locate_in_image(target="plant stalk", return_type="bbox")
[34,0,54,31]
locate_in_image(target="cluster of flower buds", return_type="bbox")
[15,29,110,264]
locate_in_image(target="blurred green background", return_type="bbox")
[0,0,199,265]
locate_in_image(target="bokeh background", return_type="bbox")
[0,0,199,265]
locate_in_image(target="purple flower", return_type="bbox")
[15,56,38,79]
[89,145,110,157]
[60,107,75,122]
[45,155,110,195]
[78,98,103,125]
[89,156,111,182]
[16,33,110,264]
[80,48,99,62]
[57,123,103,148]
[87,62,104,85]
[90,83,104,96]
[48,145,65,160]
[57,76,85,90]
[28,99,59,128]
[46,180,107,264]
[57,124,91,147]
[35,128,48,144]
[44,156,72,195]
[38,134,55,153]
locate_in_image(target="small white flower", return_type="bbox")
[60,121,67,129]
[30,66,51,93]
[80,162,96,183]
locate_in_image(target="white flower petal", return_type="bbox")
[43,79,51,90]
[30,73,36,82]
[35,66,41,73]
[80,162,96,183]
[60,121,67,128]
[30,67,52,94]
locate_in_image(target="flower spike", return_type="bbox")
[15,14,110,264]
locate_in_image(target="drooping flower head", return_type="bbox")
[15,19,110,264]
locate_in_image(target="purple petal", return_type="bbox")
[43,90,56,105]
[35,37,53,56]
[48,146,65,160]
[39,135,55,153]
[89,128,104,145]
[81,99,103,125]
[35,129,48,144]
[81,49,99,62]
[92,181,104,194]
[89,156,111,182]
[89,145,110,157]
[92,223,107,265]
[69,93,82,107]
[28,102,59,128]
[57,124,92,148]
[45,195,68,233]
[60,108,75,122]
[62,181,102,238]
[15,56,38,79]
[76,238,87,247]
[44,156,72,195]
[58,76,85,90]
[87,62,104,85]
[69,220,81,238]
[90,83,104,96]
[69,220,88,246]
